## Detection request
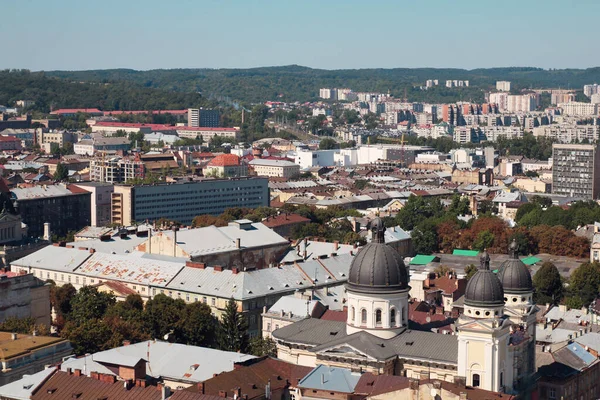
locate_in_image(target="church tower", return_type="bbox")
[345,218,410,339]
[497,239,537,392]
[457,250,512,393]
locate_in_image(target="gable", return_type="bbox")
[316,343,378,362]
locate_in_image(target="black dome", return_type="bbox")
[464,250,504,307]
[497,240,533,294]
[347,218,409,294]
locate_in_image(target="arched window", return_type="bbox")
[375,309,382,326]
[390,308,396,325]
[472,373,480,387]
[361,309,367,324]
[351,307,355,321]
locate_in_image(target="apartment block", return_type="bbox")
[552,143,600,199]
[111,178,269,226]
[72,182,114,227]
[90,156,145,183]
[560,102,599,116]
[496,81,511,92]
[533,124,599,143]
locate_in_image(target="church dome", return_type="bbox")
[497,240,533,294]
[347,218,409,294]
[464,250,504,307]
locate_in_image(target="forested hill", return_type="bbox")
[0,70,213,113]
[44,65,600,104]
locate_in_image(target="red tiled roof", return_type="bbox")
[176,127,239,132]
[425,275,464,295]
[94,280,137,296]
[67,184,92,194]
[320,309,347,322]
[94,122,177,131]
[0,135,21,142]
[354,373,409,396]
[207,154,241,167]
[31,371,163,400]
[50,108,102,115]
[186,357,312,399]
[262,213,310,228]
[103,110,188,115]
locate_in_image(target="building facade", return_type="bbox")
[72,182,114,227]
[0,273,51,326]
[11,185,91,238]
[552,143,600,199]
[249,159,300,178]
[111,178,269,226]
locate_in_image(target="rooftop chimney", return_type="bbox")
[172,226,179,257]
[11,333,17,340]
[43,223,51,241]
[236,238,241,249]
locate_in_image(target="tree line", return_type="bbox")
[48,284,275,357]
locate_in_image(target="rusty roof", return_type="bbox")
[31,371,163,400]
[0,332,69,361]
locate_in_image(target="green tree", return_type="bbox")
[248,336,277,357]
[532,262,563,305]
[412,220,438,254]
[354,179,369,190]
[63,318,114,355]
[54,162,69,181]
[178,302,217,347]
[50,283,76,320]
[318,138,337,150]
[144,294,186,340]
[217,298,249,353]
[567,262,600,307]
[473,230,495,251]
[464,264,478,280]
[69,286,116,325]
[448,194,470,215]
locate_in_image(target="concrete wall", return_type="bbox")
[0,274,51,326]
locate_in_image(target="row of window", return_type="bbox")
[350,307,401,326]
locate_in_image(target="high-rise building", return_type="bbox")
[496,81,511,92]
[559,102,599,116]
[583,84,600,98]
[552,143,600,199]
[187,108,220,127]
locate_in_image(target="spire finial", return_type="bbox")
[480,249,490,270]
[371,218,385,244]
[509,239,519,259]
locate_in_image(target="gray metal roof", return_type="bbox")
[156,222,289,257]
[62,340,254,383]
[66,235,148,255]
[0,367,57,400]
[12,245,92,272]
[11,184,81,200]
[273,319,458,364]
[298,365,361,393]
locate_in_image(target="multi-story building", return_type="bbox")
[583,84,600,98]
[175,126,240,142]
[533,124,599,143]
[496,81,511,92]
[0,272,51,326]
[0,332,72,386]
[551,91,575,105]
[552,143,600,199]
[319,88,336,99]
[11,184,91,238]
[202,154,248,178]
[72,182,114,227]
[591,93,600,104]
[90,156,145,183]
[480,126,523,142]
[187,108,220,127]
[560,101,599,116]
[73,137,131,156]
[0,135,23,151]
[111,178,269,226]
[248,159,300,178]
[35,130,78,148]
[489,92,509,112]
[507,94,536,113]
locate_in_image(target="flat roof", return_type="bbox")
[410,255,437,265]
[452,249,479,257]
[0,332,69,360]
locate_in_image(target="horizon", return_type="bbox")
[2,0,600,71]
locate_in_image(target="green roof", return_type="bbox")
[453,249,479,257]
[521,256,541,265]
[410,255,437,265]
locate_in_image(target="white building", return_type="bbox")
[188,108,200,127]
[583,84,600,98]
[480,126,523,142]
[591,94,600,105]
[507,94,536,113]
[295,149,338,169]
[559,102,599,116]
[496,81,511,92]
[248,159,300,178]
[533,124,599,143]
[489,92,509,112]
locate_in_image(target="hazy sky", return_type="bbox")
[3,0,599,71]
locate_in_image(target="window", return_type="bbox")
[211,298,216,306]
[390,309,396,325]
[351,307,355,322]
[203,297,207,304]
[472,374,480,387]
[267,323,271,332]
[548,388,556,399]
[275,324,279,330]
[361,309,367,324]
[375,309,382,326]
[500,372,503,388]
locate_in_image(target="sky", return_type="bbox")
[2,0,600,71]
